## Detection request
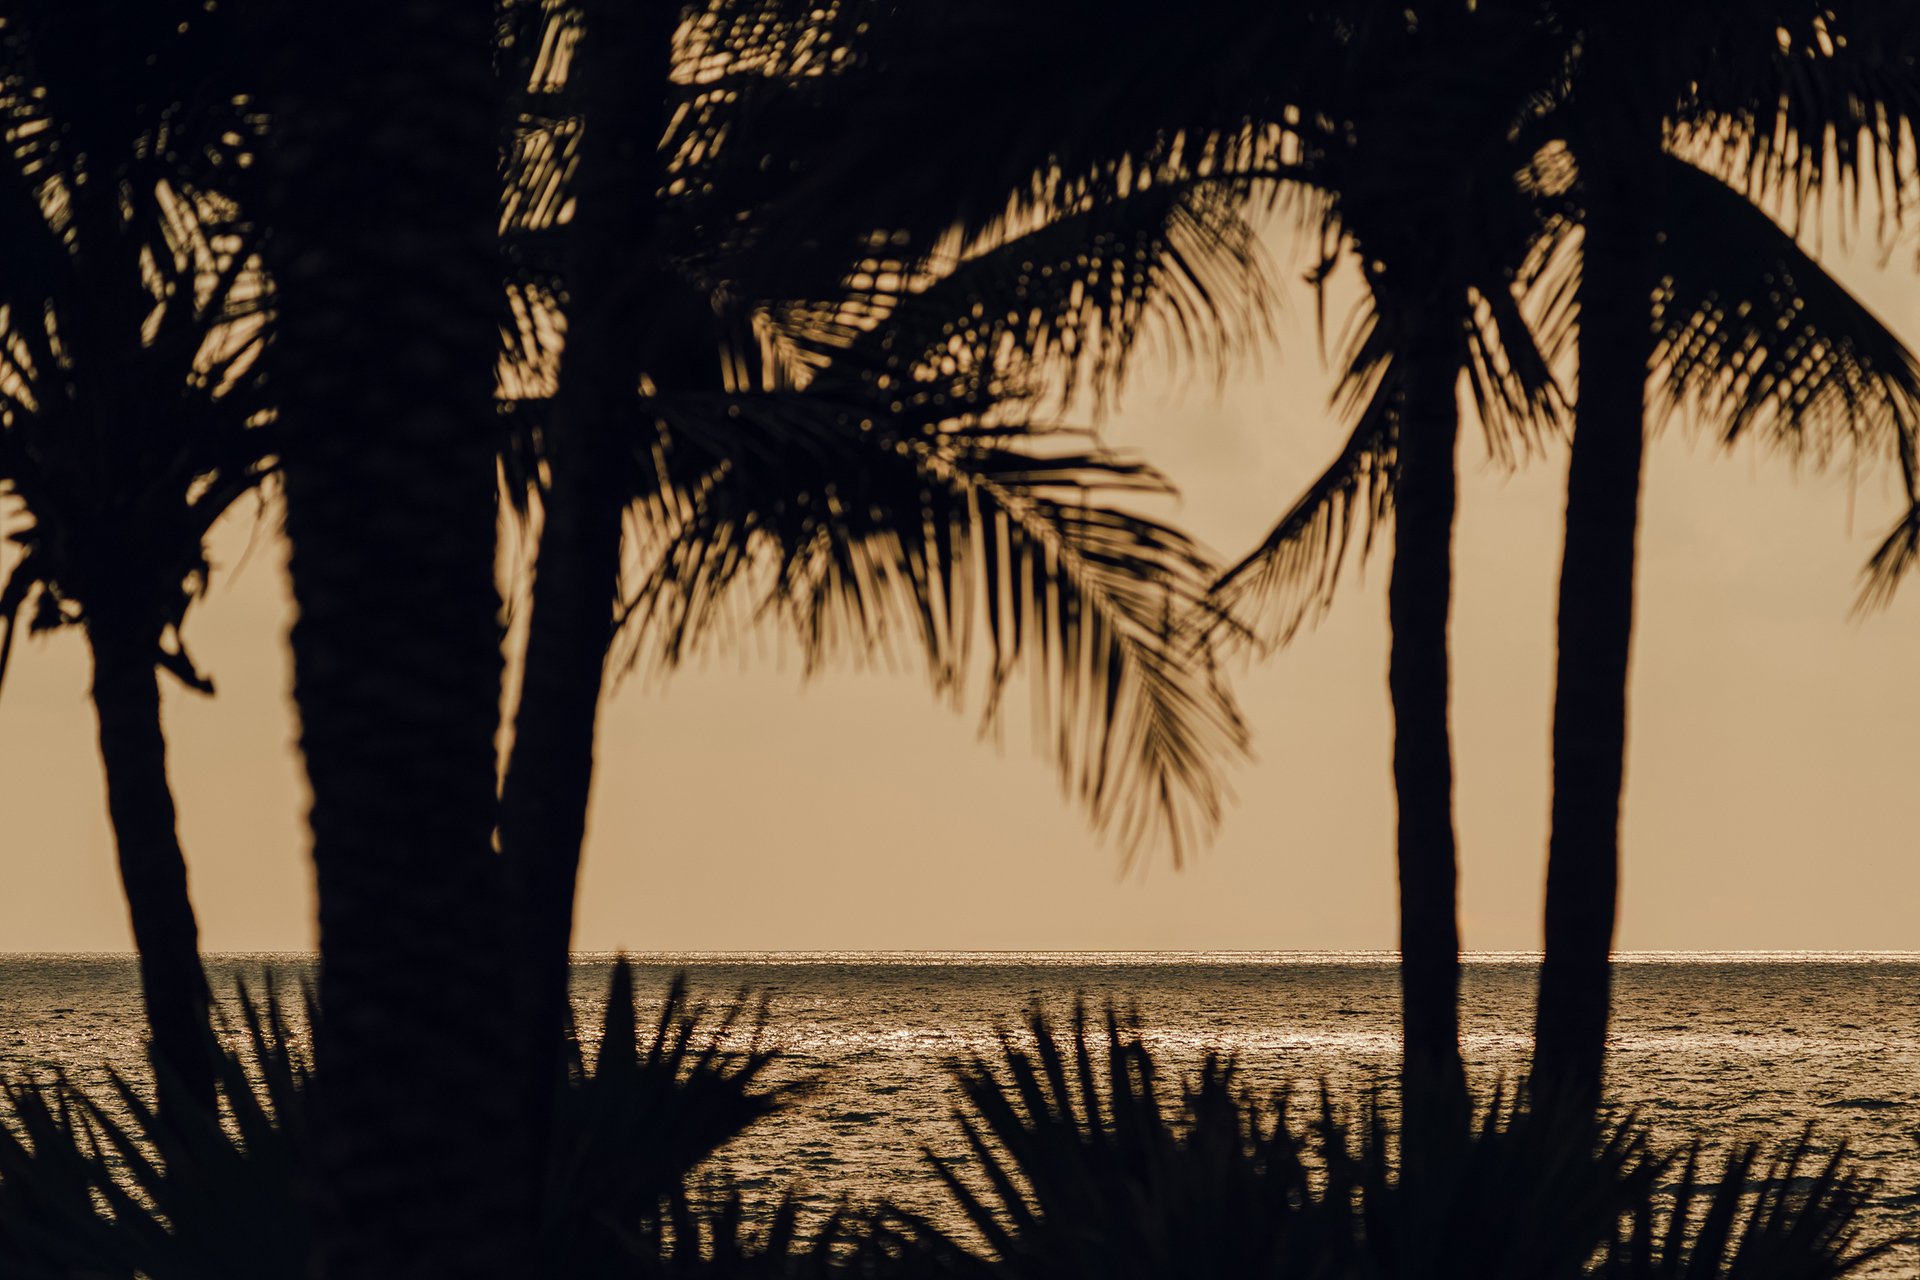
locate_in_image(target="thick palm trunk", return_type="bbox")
[265,2,529,1274]
[85,621,214,1115]
[500,0,678,1069]
[1389,329,1468,1138]
[1534,106,1659,1118]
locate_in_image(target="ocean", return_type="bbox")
[3,952,1915,1271]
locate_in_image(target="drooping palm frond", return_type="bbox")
[1654,157,1920,472]
[1673,1,1920,236]
[1857,499,1920,612]
[490,1,1256,867]
[615,384,1249,865]
[767,176,1285,414]
[1206,360,1398,650]
[667,0,1318,259]
[1206,205,1570,657]
[660,0,1386,413]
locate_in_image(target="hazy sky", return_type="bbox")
[3,236,1917,955]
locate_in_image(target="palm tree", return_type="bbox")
[745,0,1920,1132]
[492,0,1253,1082]
[493,0,674,1112]
[727,0,1567,1136]
[1533,1,1920,1113]
[260,0,532,1270]
[0,0,270,1116]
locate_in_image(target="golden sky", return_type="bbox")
[2,236,1917,954]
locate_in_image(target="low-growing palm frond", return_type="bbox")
[0,1079,114,1278]
[541,960,804,1274]
[902,1002,1666,1279]
[1598,1132,1900,1279]
[0,980,313,1280]
[904,1002,1356,1277]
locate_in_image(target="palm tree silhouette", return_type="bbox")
[492,0,672,1113]
[731,0,1920,1130]
[0,0,270,1116]
[261,0,533,1270]
[1206,8,1569,1135]
[1533,2,1920,1113]
[727,1,1566,1134]
[253,0,1252,1253]
[492,0,1252,1084]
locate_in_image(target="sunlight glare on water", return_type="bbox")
[1,952,1913,1273]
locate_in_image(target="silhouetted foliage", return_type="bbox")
[890,1003,1896,1280]
[0,0,271,1117]
[0,981,311,1279]
[0,987,1904,1278]
[1535,1,1920,1114]
[0,964,855,1277]
[1599,1136,1904,1279]
[542,964,797,1273]
[493,0,1253,890]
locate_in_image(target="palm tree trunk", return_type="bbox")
[1533,106,1660,1118]
[1389,327,1469,1139]
[264,1,530,1273]
[500,0,679,1070]
[85,619,215,1116]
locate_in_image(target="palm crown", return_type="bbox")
[0,1,270,692]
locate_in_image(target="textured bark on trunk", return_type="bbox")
[265,2,528,1274]
[1388,327,1469,1139]
[1534,85,1659,1119]
[499,0,679,1101]
[86,622,215,1116]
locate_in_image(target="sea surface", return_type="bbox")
[2,952,1915,1272]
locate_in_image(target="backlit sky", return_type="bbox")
[2,235,1917,954]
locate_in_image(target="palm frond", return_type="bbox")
[615,388,1248,865]
[905,1002,1351,1275]
[906,1002,1661,1277]
[778,176,1285,415]
[1653,157,1920,476]
[1209,395,1396,653]
[1676,2,1920,237]
[542,959,803,1274]
[1856,500,1920,614]
[0,0,272,691]
[1598,1130,1897,1278]
[0,979,314,1280]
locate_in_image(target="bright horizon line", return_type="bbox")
[3,949,1915,962]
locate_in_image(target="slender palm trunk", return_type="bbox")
[1389,326,1469,1138]
[500,0,678,1072]
[1533,104,1659,1118]
[85,619,214,1116]
[265,1,529,1273]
